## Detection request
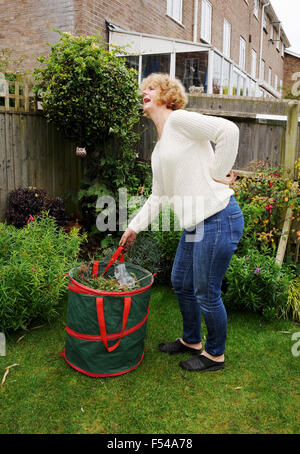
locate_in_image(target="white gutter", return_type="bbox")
[259,1,270,80]
[107,21,211,49]
[193,0,199,42]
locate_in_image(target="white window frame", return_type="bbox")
[276,29,281,50]
[223,19,231,58]
[268,67,272,85]
[254,0,259,18]
[251,48,257,78]
[274,74,278,90]
[201,0,212,43]
[281,43,285,57]
[263,11,267,30]
[270,25,274,41]
[167,0,183,24]
[239,36,246,70]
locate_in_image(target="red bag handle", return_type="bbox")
[96,296,131,352]
[101,246,125,277]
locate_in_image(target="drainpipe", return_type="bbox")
[193,0,199,42]
[259,0,270,80]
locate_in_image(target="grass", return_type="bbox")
[0,285,299,435]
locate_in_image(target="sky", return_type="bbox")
[270,0,300,54]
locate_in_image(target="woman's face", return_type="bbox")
[142,84,159,114]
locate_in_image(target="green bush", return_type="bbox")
[124,198,182,283]
[223,249,296,320]
[151,207,182,280]
[233,166,300,256]
[0,214,85,332]
[125,232,165,280]
[33,31,147,240]
[33,31,140,150]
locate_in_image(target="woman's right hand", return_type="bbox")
[119,227,137,250]
[213,170,237,186]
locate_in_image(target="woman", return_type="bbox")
[120,73,244,372]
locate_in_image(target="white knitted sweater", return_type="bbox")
[128,109,240,234]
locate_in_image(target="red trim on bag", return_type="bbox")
[102,246,125,276]
[60,349,145,377]
[68,277,154,296]
[92,261,99,279]
[65,306,149,341]
[66,246,155,296]
[95,296,131,352]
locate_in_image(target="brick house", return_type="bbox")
[283,49,300,97]
[0,0,292,98]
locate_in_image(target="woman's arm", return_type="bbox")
[119,162,163,248]
[213,169,237,186]
[170,110,240,180]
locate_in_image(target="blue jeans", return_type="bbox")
[171,196,244,356]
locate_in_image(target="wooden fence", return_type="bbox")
[0,76,38,113]
[136,94,300,179]
[0,111,82,220]
[0,80,299,225]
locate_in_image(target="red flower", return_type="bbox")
[27,215,35,223]
[264,205,273,212]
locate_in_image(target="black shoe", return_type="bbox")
[179,354,225,372]
[158,338,202,355]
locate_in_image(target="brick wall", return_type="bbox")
[0,0,197,71]
[283,52,300,96]
[260,15,284,89]
[0,0,286,90]
[74,0,194,43]
[205,0,284,84]
[205,0,252,71]
[0,0,76,71]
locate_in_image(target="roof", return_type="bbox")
[284,49,300,59]
[265,1,291,48]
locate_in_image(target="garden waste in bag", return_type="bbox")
[61,246,155,377]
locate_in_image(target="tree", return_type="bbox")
[33,32,140,150]
[33,31,144,236]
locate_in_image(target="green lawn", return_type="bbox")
[0,285,299,434]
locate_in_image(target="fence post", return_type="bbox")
[282,101,299,179]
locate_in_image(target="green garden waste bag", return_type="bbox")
[61,247,155,377]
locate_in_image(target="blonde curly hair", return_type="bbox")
[141,73,188,112]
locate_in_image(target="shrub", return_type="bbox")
[124,232,165,281]
[223,249,296,320]
[6,187,69,228]
[286,278,300,322]
[233,166,300,256]
[0,214,85,332]
[33,31,144,239]
[151,208,182,281]
[33,32,141,150]
[125,197,182,283]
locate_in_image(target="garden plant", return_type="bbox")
[33,31,148,242]
[0,33,299,437]
[0,214,85,332]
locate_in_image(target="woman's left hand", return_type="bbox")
[213,170,237,186]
